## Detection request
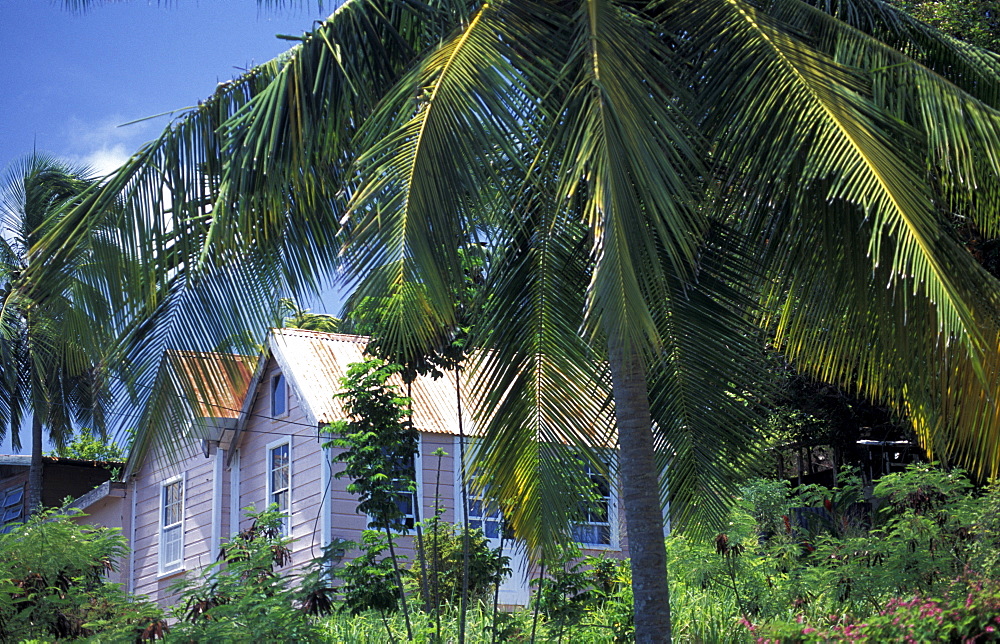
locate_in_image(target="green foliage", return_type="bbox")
[50,427,130,462]
[410,520,510,610]
[280,298,340,333]
[886,0,1000,51]
[661,464,1000,642]
[533,545,635,642]
[757,577,1000,641]
[168,507,322,643]
[326,358,418,639]
[0,506,161,642]
[337,529,403,618]
[327,358,417,534]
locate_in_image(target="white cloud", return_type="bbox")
[78,143,132,177]
[62,115,157,177]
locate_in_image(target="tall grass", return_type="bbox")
[319,601,639,643]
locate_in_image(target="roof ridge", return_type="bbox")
[271,328,370,343]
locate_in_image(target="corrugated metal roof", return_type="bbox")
[165,351,255,419]
[269,328,475,435]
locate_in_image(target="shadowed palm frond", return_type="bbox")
[647,222,772,535]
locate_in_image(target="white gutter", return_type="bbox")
[229,449,240,536]
[211,448,224,555]
[320,433,331,555]
[128,475,137,595]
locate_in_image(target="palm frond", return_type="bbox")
[647,223,772,535]
[467,190,613,553]
[548,0,706,355]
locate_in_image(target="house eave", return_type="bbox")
[68,480,127,513]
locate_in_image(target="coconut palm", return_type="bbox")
[39,0,1000,639]
[0,154,123,513]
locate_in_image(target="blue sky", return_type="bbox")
[1,1,346,306]
[1,1,346,452]
[2,1,331,177]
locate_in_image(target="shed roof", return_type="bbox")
[269,328,474,435]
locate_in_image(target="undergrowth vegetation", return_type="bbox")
[2,464,1000,642]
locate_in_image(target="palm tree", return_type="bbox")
[39,0,1000,639]
[0,154,119,513]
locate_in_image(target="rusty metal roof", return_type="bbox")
[269,328,474,435]
[165,351,255,419]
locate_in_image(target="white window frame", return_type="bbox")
[368,435,422,533]
[158,474,185,576]
[270,372,289,418]
[572,458,620,550]
[266,438,292,537]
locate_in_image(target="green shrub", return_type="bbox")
[167,507,322,643]
[411,520,510,610]
[756,574,1000,642]
[0,506,161,642]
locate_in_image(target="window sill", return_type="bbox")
[575,543,621,552]
[157,567,186,581]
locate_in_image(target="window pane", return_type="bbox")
[395,492,414,518]
[270,444,289,491]
[163,481,182,526]
[574,461,612,546]
[162,524,182,568]
[273,489,288,514]
[271,374,286,416]
[4,487,23,507]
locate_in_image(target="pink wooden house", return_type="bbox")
[72,329,628,610]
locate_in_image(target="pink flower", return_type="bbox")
[803,627,816,634]
[988,626,996,633]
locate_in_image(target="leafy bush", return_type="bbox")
[168,507,323,643]
[338,529,404,619]
[0,506,161,642]
[756,575,1000,642]
[533,546,634,642]
[411,519,510,610]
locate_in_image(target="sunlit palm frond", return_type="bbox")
[770,0,1000,238]
[548,0,706,355]
[682,0,1000,380]
[342,0,531,354]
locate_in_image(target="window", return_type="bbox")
[267,440,291,536]
[0,486,23,533]
[367,444,418,532]
[271,373,287,417]
[468,496,506,540]
[389,451,417,531]
[572,460,614,547]
[160,477,184,574]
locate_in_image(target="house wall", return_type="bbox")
[130,438,229,609]
[325,431,459,562]
[73,493,130,587]
[235,359,326,574]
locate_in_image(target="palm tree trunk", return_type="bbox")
[606,336,671,643]
[26,415,43,516]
